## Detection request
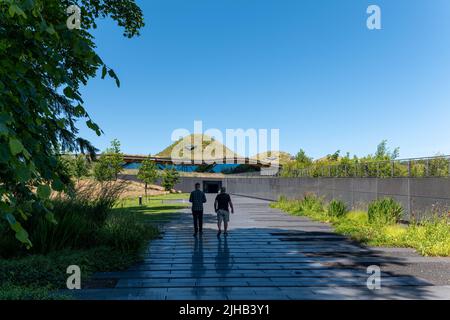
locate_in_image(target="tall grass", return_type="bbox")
[367,198,403,225]
[1,180,155,257]
[327,200,348,218]
[272,194,450,257]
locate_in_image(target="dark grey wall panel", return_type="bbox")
[167,176,450,220]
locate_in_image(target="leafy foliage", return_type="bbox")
[368,198,404,225]
[161,167,180,191]
[327,199,348,218]
[93,139,125,181]
[137,156,160,197]
[0,0,144,246]
[281,140,406,177]
[272,197,450,257]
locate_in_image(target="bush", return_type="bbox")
[98,212,159,252]
[273,195,450,257]
[0,221,22,259]
[18,181,126,254]
[327,200,348,217]
[300,194,324,214]
[0,284,69,300]
[0,247,140,290]
[368,198,403,225]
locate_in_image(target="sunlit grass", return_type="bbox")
[272,197,450,257]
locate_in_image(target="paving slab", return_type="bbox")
[75,194,450,300]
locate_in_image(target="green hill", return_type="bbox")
[252,151,293,166]
[156,134,240,160]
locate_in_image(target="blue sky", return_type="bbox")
[79,0,450,159]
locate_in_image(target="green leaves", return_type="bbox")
[8,4,27,19]
[9,138,24,156]
[63,87,82,102]
[101,65,120,88]
[0,123,8,136]
[108,69,121,88]
[86,120,102,136]
[4,213,32,248]
[101,65,108,79]
[37,185,51,199]
[0,0,144,250]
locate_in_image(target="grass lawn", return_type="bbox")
[114,193,190,224]
[0,193,188,300]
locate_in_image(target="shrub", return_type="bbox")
[1,181,127,256]
[161,167,180,191]
[301,194,324,214]
[98,212,159,252]
[0,284,69,300]
[0,221,22,258]
[0,247,140,290]
[327,200,348,218]
[368,198,403,225]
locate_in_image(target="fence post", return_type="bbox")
[448,158,450,177]
[426,159,430,177]
[408,160,411,177]
[391,161,394,177]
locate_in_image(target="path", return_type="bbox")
[75,195,450,300]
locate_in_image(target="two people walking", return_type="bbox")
[189,183,234,237]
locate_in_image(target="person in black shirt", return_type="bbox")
[214,187,234,237]
[189,183,207,237]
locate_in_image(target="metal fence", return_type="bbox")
[279,155,450,178]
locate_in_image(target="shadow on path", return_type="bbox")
[73,195,450,300]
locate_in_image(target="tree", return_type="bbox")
[295,149,312,166]
[375,140,400,160]
[104,139,124,180]
[161,167,180,192]
[137,156,159,198]
[93,139,124,182]
[72,154,91,182]
[0,0,144,246]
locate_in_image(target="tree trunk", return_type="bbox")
[145,182,148,199]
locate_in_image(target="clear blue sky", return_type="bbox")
[79,0,450,159]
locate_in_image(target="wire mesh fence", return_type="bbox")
[279,155,450,178]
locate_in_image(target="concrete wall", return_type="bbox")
[176,176,450,220]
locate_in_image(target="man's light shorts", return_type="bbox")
[217,209,230,224]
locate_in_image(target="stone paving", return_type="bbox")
[74,195,450,300]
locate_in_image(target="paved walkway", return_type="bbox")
[75,195,450,300]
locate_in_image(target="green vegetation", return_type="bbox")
[368,198,403,225]
[328,199,348,218]
[137,156,160,197]
[161,167,180,191]
[253,151,293,166]
[271,195,450,257]
[0,187,186,300]
[281,140,449,178]
[93,139,125,182]
[156,134,238,159]
[0,1,144,247]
